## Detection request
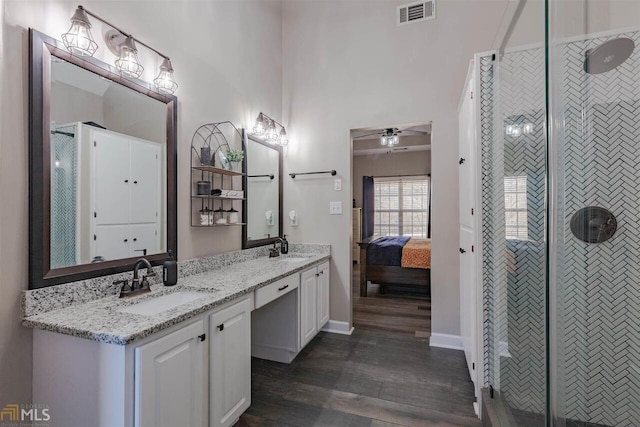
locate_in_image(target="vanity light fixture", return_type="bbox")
[114,36,144,78]
[251,112,290,146]
[265,119,278,142]
[61,6,98,56]
[61,5,178,94]
[252,113,266,135]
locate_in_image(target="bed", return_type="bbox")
[357,235,431,297]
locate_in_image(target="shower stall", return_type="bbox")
[479,1,640,426]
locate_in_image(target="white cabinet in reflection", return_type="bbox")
[87,125,162,262]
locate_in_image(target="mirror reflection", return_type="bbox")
[50,57,167,268]
[246,138,280,241]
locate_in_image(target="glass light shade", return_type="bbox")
[115,37,144,78]
[265,119,278,142]
[252,113,266,135]
[278,127,289,146]
[380,136,388,146]
[392,135,399,145]
[61,8,98,56]
[511,126,522,137]
[153,58,178,94]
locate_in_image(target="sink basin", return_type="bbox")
[279,257,309,263]
[118,291,208,316]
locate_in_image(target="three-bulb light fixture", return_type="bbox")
[380,128,400,146]
[251,112,289,146]
[505,123,534,138]
[61,5,178,95]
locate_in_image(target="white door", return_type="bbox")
[93,224,130,261]
[135,320,206,427]
[459,64,478,386]
[210,298,251,427]
[94,131,131,225]
[130,223,159,258]
[300,267,318,347]
[130,141,160,224]
[316,263,330,329]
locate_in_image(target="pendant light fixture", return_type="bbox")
[61,6,98,56]
[250,112,290,146]
[153,58,178,94]
[62,5,178,94]
[114,36,144,78]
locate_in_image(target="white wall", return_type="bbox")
[0,0,282,406]
[281,0,511,334]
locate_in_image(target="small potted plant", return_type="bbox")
[226,149,245,172]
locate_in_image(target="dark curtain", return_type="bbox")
[427,174,432,238]
[362,176,375,238]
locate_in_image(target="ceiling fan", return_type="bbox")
[353,126,428,146]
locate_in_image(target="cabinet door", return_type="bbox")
[210,298,251,427]
[300,267,318,348]
[93,224,130,261]
[130,141,160,224]
[317,263,330,329]
[94,131,131,225]
[135,320,206,427]
[130,223,159,258]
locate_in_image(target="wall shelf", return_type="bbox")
[190,121,246,228]
[192,166,245,177]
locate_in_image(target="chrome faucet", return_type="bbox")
[269,238,284,258]
[114,258,156,298]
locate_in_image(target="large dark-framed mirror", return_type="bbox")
[29,29,177,289]
[242,131,283,249]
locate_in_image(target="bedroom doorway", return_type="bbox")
[350,123,432,337]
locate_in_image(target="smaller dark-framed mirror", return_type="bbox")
[242,131,283,249]
[29,29,177,289]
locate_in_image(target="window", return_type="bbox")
[374,176,430,238]
[504,175,528,240]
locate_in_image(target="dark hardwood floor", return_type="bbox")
[352,268,431,337]
[236,265,479,427]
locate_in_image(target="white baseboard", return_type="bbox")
[429,333,464,350]
[321,320,354,335]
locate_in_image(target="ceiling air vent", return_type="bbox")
[398,1,436,26]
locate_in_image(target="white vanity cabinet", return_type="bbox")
[32,297,251,427]
[135,319,207,427]
[300,261,330,347]
[210,298,251,427]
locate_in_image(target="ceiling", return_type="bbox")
[352,123,431,156]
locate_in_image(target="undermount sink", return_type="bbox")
[279,257,309,263]
[118,291,209,316]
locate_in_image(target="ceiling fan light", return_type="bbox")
[61,7,98,56]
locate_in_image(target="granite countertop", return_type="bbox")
[22,253,330,345]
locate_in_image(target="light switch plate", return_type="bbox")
[334,179,342,191]
[329,201,343,215]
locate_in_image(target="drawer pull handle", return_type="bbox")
[278,285,289,291]
[198,333,206,342]
[217,324,224,331]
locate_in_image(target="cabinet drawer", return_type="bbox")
[254,275,299,309]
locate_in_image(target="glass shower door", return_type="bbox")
[548,1,640,425]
